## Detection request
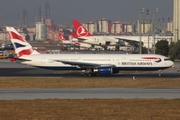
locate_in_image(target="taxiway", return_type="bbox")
[0,88,180,100]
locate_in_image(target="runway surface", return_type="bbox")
[0,88,180,100]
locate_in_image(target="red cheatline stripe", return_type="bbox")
[142,57,160,60]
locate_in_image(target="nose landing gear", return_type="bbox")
[158,70,163,76]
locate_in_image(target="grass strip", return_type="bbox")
[0,99,180,120]
[0,77,180,88]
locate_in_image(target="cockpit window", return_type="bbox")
[164,58,171,61]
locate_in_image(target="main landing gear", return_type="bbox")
[83,69,97,77]
[84,73,97,77]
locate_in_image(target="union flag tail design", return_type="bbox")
[6,27,39,57]
[72,19,92,37]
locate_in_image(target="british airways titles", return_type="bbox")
[122,62,153,65]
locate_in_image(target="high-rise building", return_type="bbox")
[35,2,50,24]
[124,22,136,33]
[35,6,41,23]
[167,21,173,33]
[36,22,47,41]
[84,22,97,34]
[111,21,122,34]
[18,10,28,27]
[41,2,50,19]
[97,18,111,34]
[173,0,180,42]
[137,20,154,34]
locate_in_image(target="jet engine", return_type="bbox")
[93,66,119,75]
[93,66,112,75]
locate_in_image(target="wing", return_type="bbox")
[77,37,87,41]
[54,60,115,68]
[102,36,119,42]
[116,38,139,47]
[77,36,119,42]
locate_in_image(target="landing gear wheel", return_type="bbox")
[88,73,92,77]
[84,73,87,77]
[84,73,92,77]
[91,73,97,76]
[158,70,163,77]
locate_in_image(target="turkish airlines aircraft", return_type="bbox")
[72,20,137,47]
[6,27,174,76]
[59,32,103,50]
[58,32,76,45]
[72,20,173,49]
[71,20,120,47]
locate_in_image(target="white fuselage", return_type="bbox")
[78,36,119,46]
[19,54,174,71]
[77,35,173,48]
[61,38,103,50]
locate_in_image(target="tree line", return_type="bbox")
[134,39,180,61]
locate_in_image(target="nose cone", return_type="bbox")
[170,60,175,68]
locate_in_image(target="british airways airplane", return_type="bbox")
[6,27,174,76]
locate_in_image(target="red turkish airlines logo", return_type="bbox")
[77,26,89,37]
[60,36,64,40]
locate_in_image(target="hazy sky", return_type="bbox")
[0,0,173,26]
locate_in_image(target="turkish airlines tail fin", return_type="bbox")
[59,32,78,46]
[72,19,92,37]
[58,32,67,41]
[70,32,78,38]
[6,27,39,58]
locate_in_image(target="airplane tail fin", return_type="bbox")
[72,19,92,37]
[70,32,79,38]
[6,27,40,58]
[58,32,67,41]
[58,32,78,46]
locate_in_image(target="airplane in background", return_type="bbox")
[59,32,104,50]
[58,32,73,44]
[72,20,173,49]
[71,20,137,49]
[58,32,76,45]
[0,42,14,50]
[71,20,119,47]
[6,26,174,77]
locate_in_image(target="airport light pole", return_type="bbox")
[162,18,164,32]
[146,9,150,54]
[153,8,158,54]
[175,28,179,41]
[139,8,144,54]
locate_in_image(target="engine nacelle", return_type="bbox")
[94,66,113,75]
